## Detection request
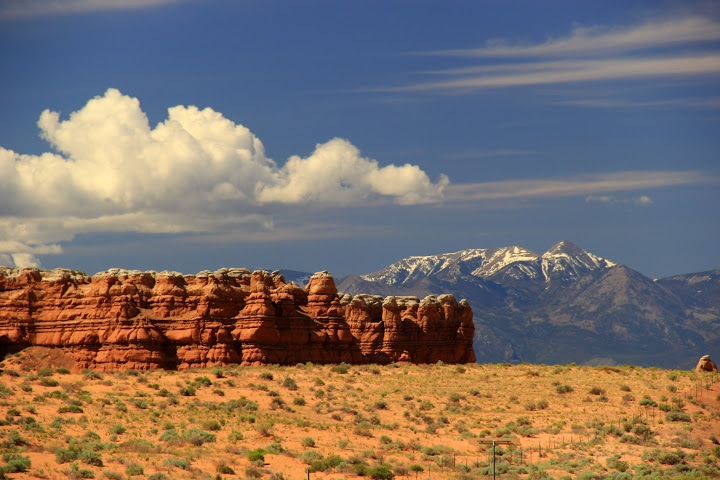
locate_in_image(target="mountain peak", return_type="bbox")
[544,240,586,257]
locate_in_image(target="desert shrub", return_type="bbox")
[163,457,191,470]
[40,377,60,387]
[536,399,549,409]
[56,367,71,374]
[148,474,170,480]
[659,403,671,412]
[182,428,216,446]
[55,448,79,464]
[2,453,31,473]
[589,386,605,395]
[368,464,395,480]
[639,396,657,407]
[302,437,316,448]
[331,362,350,374]
[283,376,298,390]
[256,421,274,436]
[179,385,196,396]
[266,443,284,454]
[228,429,244,443]
[75,450,102,467]
[103,471,123,479]
[259,372,274,380]
[247,449,266,462]
[109,424,126,435]
[125,463,144,476]
[68,463,94,479]
[202,419,222,431]
[37,366,54,377]
[294,397,306,406]
[195,376,212,387]
[374,400,388,410]
[246,466,264,478]
[82,370,103,380]
[354,421,373,437]
[159,428,180,442]
[555,384,573,394]
[658,450,686,465]
[619,384,631,392]
[666,411,691,422]
[119,438,156,454]
[217,465,235,474]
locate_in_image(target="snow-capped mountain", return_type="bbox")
[359,240,614,286]
[337,241,720,369]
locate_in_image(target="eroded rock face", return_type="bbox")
[0,266,475,370]
[695,355,718,373]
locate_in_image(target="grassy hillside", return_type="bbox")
[0,349,718,479]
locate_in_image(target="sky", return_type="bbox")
[0,0,719,279]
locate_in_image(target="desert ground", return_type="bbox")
[0,348,718,480]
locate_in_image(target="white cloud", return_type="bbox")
[446,172,718,202]
[585,194,655,206]
[392,55,720,92]
[0,89,447,267]
[0,0,186,19]
[386,15,720,96]
[426,16,720,58]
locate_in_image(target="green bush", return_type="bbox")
[182,428,216,446]
[179,385,196,396]
[125,463,144,476]
[159,428,180,442]
[40,377,60,387]
[259,372,274,380]
[302,437,316,448]
[367,465,395,480]
[283,376,298,390]
[202,420,222,431]
[294,397,306,406]
[163,457,191,470]
[331,363,350,374]
[109,424,126,435]
[666,411,691,422]
[148,474,170,480]
[228,429,244,443]
[247,449,266,462]
[555,384,573,394]
[217,465,235,474]
[1,453,31,473]
[38,367,54,377]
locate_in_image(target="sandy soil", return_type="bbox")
[0,349,718,479]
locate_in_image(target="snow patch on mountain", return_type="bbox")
[360,241,616,286]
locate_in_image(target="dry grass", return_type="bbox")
[0,351,718,479]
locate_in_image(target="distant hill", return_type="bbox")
[337,240,720,369]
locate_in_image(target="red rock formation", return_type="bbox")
[695,355,718,373]
[0,266,475,370]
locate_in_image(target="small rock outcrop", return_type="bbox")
[0,267,475,370]
[695,355,718,373]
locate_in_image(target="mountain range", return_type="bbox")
[324,241,720,369]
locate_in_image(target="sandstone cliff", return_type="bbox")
[0,267,475,370]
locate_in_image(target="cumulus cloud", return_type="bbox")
[0,88,447,267]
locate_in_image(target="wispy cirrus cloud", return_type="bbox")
[385,14,720,98]
[585,194,654,206]
[425,16,720,58]
[0,0,188,19]
[445,171,718,203]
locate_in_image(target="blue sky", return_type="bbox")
[0,0,718,279]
